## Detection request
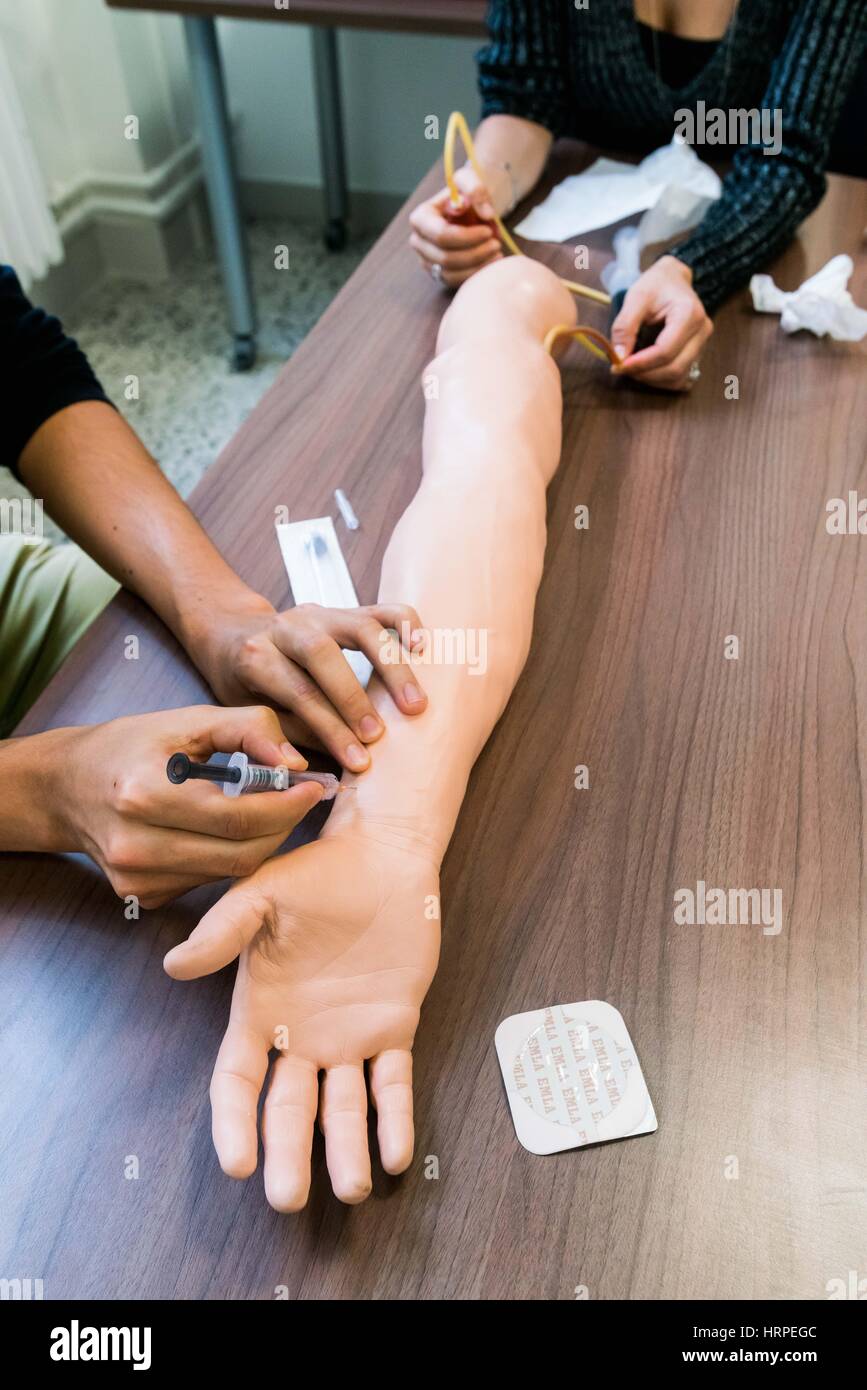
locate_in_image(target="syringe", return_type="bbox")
[166,751,351,801]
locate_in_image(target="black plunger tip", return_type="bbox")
[167,752,192,784]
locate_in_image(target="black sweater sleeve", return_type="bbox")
[477,1,867,316]
[672,0,867,313]
[477,0,571,137]
[0,264,112,480]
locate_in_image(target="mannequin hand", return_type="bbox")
[164,828,441,1209]
[191,593,427,772]
[60,705,324,908]
[610,256,713,391]
[409,164,506,289]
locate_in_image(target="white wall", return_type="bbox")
[0,0,192,204]
[1,0,481,207]
[217,19,479,195]
[0,0,484,302]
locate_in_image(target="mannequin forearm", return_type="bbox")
[325,258,575,860]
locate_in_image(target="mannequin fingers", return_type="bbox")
[369,1049,414,1175]
[209,1024,269,1179]
[262,1054,318,1212]
[163,878,271,979]
[320,1064,372,1205]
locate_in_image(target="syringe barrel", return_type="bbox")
[222,754,340,799]
[224,752,290,795]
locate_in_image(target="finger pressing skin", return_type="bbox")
[163,877,271,979]
[237,645,371,773]
[320,1064,372,1204]
[369,1050,415,1175]
[409,230,501,271]
[210,1023,269,1179]
[330,609,427,716]
[270,619,384,744]
[362,603,425,647]
[263,1054,318,1212]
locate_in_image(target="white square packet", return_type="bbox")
[495,1001,657,1155]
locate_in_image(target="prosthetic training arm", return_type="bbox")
[164,256,576,1209]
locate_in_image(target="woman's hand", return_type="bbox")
[58,705,326,908]
[610,256,713,391]
[409,163,507,289]
[191,594,428,773]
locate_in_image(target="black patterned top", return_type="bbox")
[477,0,867,312]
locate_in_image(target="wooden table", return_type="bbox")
[106,0,488,367]
[2,149,865,1300]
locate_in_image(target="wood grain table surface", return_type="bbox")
[106,0,489,37]
[1,147,865,1300]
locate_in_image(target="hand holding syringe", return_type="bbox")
[167,750,353,801]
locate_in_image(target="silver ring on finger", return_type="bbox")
[688,360,701,383]
[430,263,444,285]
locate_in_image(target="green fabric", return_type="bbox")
[0,536,118,737]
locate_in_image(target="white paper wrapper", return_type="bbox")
[750,255,867,341]
[515,136,721,247]
[276,516,372,686]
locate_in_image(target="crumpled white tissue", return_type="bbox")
[514,136,721,246]
[601,225,643,297]
[749,255,867,340]
[599,147,722,297]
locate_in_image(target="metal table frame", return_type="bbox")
[183,15,347,370]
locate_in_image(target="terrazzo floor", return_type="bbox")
[3,218,376,540]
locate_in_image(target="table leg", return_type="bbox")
[183,15,257,370]
[311,26,349,251]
